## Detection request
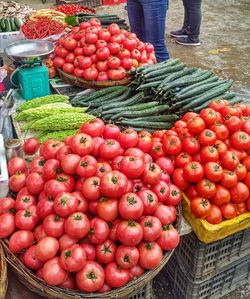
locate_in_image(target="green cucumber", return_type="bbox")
[175,80,227,103]
[140,59,180,75]
[110,105,170,120]
[228,97,243,105]
[220,92,237,100]
[102,92,143,110]
[102,101,159,116]
[121,114,179,122]
[10,18,16,31]
[137,81,162,91]
[162,70,213,92]
[4,19,11,32]
[179,80,233,111]
[143,63,186,80]
[119,119,174,130]
[0,18,6,31]
[14,18,23,29]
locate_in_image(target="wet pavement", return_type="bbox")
[3,0,250,298]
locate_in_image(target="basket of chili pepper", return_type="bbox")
[21,18,66,41]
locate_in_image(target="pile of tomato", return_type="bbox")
[0,119,180,292]
[52,18,156,81]
[54,4,95,15]
[154,100,250,223]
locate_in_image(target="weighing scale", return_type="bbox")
[4,40,55,101]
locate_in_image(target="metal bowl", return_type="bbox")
[4,40,55,64]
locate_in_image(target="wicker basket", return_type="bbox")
[1,205,181,299]
[58,68,131,90]
[0,244,8,299]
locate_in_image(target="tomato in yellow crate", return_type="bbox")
[205,204,222,224]
[210,185,231,206]
[190,197,211,218]
[220,203,237,220]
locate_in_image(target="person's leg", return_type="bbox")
[142,0,169,62]
[185,0,202,40]
[127,0,146,42]
[170,0,189,37]
[175,0,201,45]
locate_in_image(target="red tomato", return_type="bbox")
[79,243,96,261]
[36,236,59,262]
[140,216,162,241]
[103,124,121,140]
[137,131,152,153]
[183,161,204,183]
[42,257,68,286]
[108,42,121,55]
[141,163,162,185]
[242,157,250,170]
[244,172,250,188]
[230,182,249,203]
[151,180,170,202]
[0,213,15,238]
[220,170,238,188]
[235,202,248,215]
[63,37,77,50]
[99,139,122,160]
[23,137,40,155]
[224,116,243,133]
[116,245,139,269]
[15,194,35,211]
[209,123,229,141]
[0,197,15,215]
[60,275,75,289]
[100,170,128,199]
[210,185,231,206]
[117,220,143,246]
[129,264,145,279]
[190,197,211,218]
[149,141,165,160]
[105,262,130,288]
[154,204,176,225]
[61,154,81,175]
[187,117,205,134]
[53,57,65,68]
[209,99,229,112]
[91,137,105,157]
[60,244,87,272]
[76,155,97,178]
[221,105,242,118]
[34,224,47,241]
[220,151,239,170]
[198,129,217,146]
[44,173,75,199]
[230,131,250,150]
[96,162,112,178]
[56,145,71,161]
[64,212,90,239]
[62,62,74,74]
[119,129,138,148]
[120,156,145,179]
[213,140,228,156]
[182,137,200,155]
[26,173,45,195]
[59,234,77,252]
[199,108,220,126]
[15,206,38,230]
[98,29,111,41]
[242,119,250,135]
[235,164,247,181]
[43,159,61,180]
[23,245,43,270]
[204,162,223,182]
[43,214,65,238]
[76,261,105,292]
[165,184,182,205]
[81,176,101,201]
[29,156,46,174]
[118,192,144,220]
[9,230,34,254]
[205,204,222,224]
[138,189,158,215]
[9,172,26,193]
[196,179,216,199]
[155,157,174,175]
[107,67,126,80]
[220,203,237,219]
[200,146,219,163]
[186,185,198,199]
[162,135,182,156]
[172,168,189,190]
[175,152,192,168]
[138,241,162,269]
[96,239,117,264]
[42,140,64,160]
[157,225,180,251]
[54,191,78,218]
[97,198,118,222]
[88,217,109,244]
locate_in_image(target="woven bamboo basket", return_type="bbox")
[58,69,131,90]
[0,243,8,299]
[1,206,181,299]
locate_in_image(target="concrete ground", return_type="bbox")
[3,0,250,298]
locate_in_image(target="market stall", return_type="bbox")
[0,1,250,299]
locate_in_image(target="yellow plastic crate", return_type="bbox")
[182,193,250,244]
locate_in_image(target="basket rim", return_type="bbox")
[0,243,8,299]
[2,204,181,299]
[57,68,131,89]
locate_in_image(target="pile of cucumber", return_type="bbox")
[129,59,242,115]
[77,13,129,29]
[70,59,244,131]
[0,17,23,32]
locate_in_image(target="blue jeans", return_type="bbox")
[127,0,169,62]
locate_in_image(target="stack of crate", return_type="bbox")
[165,228,250,299]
